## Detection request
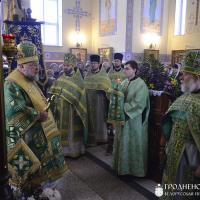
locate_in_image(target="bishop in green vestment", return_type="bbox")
[49,53,87,158]
[4,41,67,190]
[112,60,150,177]
[84,54,111,146]
[161,52,200,200]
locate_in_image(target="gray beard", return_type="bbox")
[26,74,39,81]
[34,74,39,81]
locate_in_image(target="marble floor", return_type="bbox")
[86,145,158,195]
[55,144,159,200]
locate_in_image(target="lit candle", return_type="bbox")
[116,78,121,83]
[2,34,15,40]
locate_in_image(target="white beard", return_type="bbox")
[181,78,200,93]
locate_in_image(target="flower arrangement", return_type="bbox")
[12,185,62,200]
[138,54,181,100]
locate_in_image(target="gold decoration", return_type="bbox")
[8,138,41,186]
[2,34,18,73]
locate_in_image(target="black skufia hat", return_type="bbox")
[90,54,100,63]
[114,53,123,61]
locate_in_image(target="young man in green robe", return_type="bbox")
[111,60,150,177]
[4,41,67,192]
[84,54,111,146]
[49,53,87,158]
[161,52,200,200]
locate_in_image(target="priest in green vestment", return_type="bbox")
[4,41,67,191]
[49,53,87,158]
[161,51,200,200]
[107,53,126,153]
[108,53,126,83]
[84,54,111,146]
[111,60,150,177]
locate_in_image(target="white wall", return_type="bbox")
[91,0,171,56]
[167,0,200,52]
[3,0,200,58]
[44,0,92,54]
[91,0,127,53]
[132,0,170,54]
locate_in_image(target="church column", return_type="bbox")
[125,0,134,61]
[0,2,14,197]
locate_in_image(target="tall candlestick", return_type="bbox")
[2,33,17,73]
[0,20,14,199]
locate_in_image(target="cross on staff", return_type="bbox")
[65,0,89,31]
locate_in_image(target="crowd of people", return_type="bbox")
[3,41,200,199]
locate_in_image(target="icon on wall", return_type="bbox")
[98,47,113,63]
[70,48,87,62]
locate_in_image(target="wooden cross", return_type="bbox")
[65,0,89,31]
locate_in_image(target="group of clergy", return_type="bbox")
[4,41,150,196]
[49,51,150,177]
[4,41,200,200]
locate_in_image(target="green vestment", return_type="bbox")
[161,93,200,200]
[108,68,126,84]
[4,69,67,187]
[107,68,126,124]
[107,81,125,125]
[84,68,111,146]
[112,77,150,176]
[49,70,87,157]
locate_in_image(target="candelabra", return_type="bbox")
[0,33,14,199]
[2,34,18,73]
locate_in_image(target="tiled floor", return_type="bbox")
[55,144,159,199]
[56,170,103,200]
[87,145,158,194]
[63,157,149,200]
[87,144,112,166]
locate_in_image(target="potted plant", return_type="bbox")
[138,54,182,182]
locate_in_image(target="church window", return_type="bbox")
[31,0,62,46]
[174,0,187,35]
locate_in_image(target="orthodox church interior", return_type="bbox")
[0,0,200,199]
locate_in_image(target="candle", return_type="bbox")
[2,34,15,40]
